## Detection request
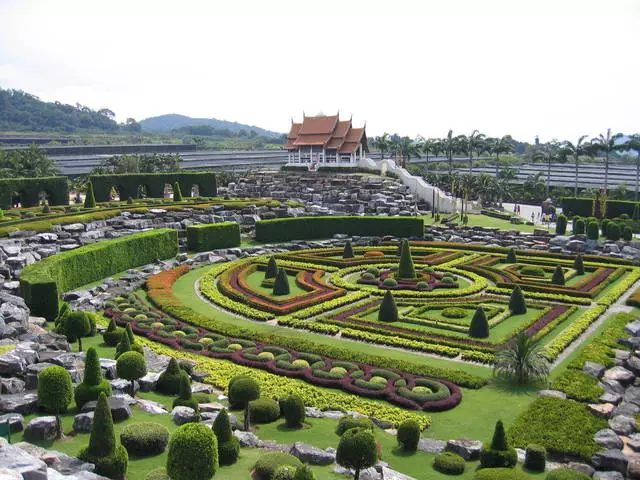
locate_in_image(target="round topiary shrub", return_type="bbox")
[228,343,243,351]
[474,468,528,480]
[249,397,281,424]
[417,281,428,290]
[156,358,186,395]
[524,444,546,472]
[257,351,275,361]
[292,359,309,368]
[396,419,421,452]
[520,266,545,277]
[252,452,303,480]
[144,467,170,480]
[120,422,169,457]
[167,423,218,480]
[367,267,380,276]
[433,452,465,475]
[441,307,467,318]
[361,272,375,280]
[335,416,374,436]
[37,365,72,438]
[607,222,621,241]
[116,351,147,396]
[228,376,260,409]
[382,277,398,287]
[103,318,123,346]
[198,337,214,346]
[413,386,432,394]
[273,465,297,480]
[544,468,591,480]
[329,366,347,376]
[441,276,455,284]
[212,409,240,466]
[294,465,315,480]
[279,394,305,428]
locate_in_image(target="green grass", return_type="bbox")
[244,270,307,298]
[422,214,541,233]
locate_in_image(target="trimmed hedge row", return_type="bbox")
[0,176,69,209]
[20,229,178,319]
[186,222,241,252]
[562,196,640,219]
[255,216,424,242]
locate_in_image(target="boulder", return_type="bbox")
[289,442,336,465]
[594,429,624,450]
[99,358,117,379]
[626,356,640,376]
[138,372,160,392]
[80,396,132,421]
[625,386,640,406]
[305,407,323,418]
[136,399,168,415]
[593,472,625,480]
[538,389,567,400]
[110,378,139,395]
[24,416,58,442]
[600,392,623,405]
[613,401,640,417]
[445,439,483,461]
[37,332,70,351]
[72,412,94,433]
[14,442,95,476]
[609,415,636,435]
[233,430,262,447]
[0,413,24,433]
[0,377,25,394]
[603,366,635,385]
[584,361,606,378]
[566,462,595,477]
[417,438,447,454]
[171,406,197,425]
[0,392,38,414]
[629,454,640,480]
[0,437,47,480]
[626,321,640,337]
[378,466,416,480]
[602,379,626,395]
[592,449,629,474]
[589,403,616,418]
[25,362,56,390]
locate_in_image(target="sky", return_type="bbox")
[0,0,638,143]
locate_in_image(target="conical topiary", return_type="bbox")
[480,419,517,468]
[551,265,565,285]
[574,255,584,275]
[506,248,516,263]
[83,347,103,386]
[212,408,240,465]
[378,290,398,323]
[74,347,112,408]
[397,240,416,279]
[173,181,183,202]
[490,420,508,451]
[265,257,278,279]
[84,181,96,209]
[469,307,489,338]
[508,286,527,314]
[125,323,135,343]
[115,328,131,359]
[172,372,198,412]
[343,241,354,259]
[156,358,185,395]
[212,408,233,443]
[273,268,290,296]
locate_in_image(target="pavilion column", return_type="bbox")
[298,148,301,163]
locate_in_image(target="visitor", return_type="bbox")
[531,212,535,223]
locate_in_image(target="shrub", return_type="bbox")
[156,358,186,395]
[382,277,398,287]
[228,375,260,430]
[480,420,517,468]
[265,257,278,279]
[273,465,297,480]
[335,416,374,436]
[294,465,316,480]
[252,452,303,480]
[417,281,428,289]
[84,181,96,209]
[378,290,398,322]
[212,409,239,465]
[520,266,545,277]
[505,248,516,263]
[555,214,567,234]
[551,265,565,285]
[144,468,170,480]
[396,419,420,452]
[116,351,147,396]
[364,251,384,258]
[441,307,467,318]
[103,318,123,346]
[36,365,72,439]
[586,221,599,240]
[398,239,416,279]
[469,307,489,338]
[218,436,240,467]
[74,347,112,409]
[367,267,380,275]
[336,427,378,480]
[258,351,275,361]
[361,272,375,280]
[573,255,584,275]
[607,222,621,241]
[433,452,465,475]
[64,311,92,351]
[624,225,633,241]
[167,423,218,480]
[249,397,281,424]
[172,373,199,413]
[343,241,354,259]
[280,394,305,428]
[474,468,528,480]
[186,222,240,251]
[273,268,291,296]
[544,469,591,480]
[115,322,143,359]
[330,367,347,376]
[508,286,527,314]
[524,444,546,472]
[173,181,183,202]
[78,393,128,479]
[120,422,169,457]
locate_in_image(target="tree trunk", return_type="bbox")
[636,152,639,203]
[353,467,361,479]
[131,379,136,397]
[574,156,579,197]
[604,152,609,194]
[78,337,82,352]
[244,405,250,431]
[55,413,64,440]
[495,153,500,177]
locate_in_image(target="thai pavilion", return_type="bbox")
[283,114,368,167]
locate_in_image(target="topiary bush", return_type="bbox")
[573,255,584,275]
[520,266,545,277]
[474,468,528,480]
[469,307,489,339]
[607,222,621,241]
[144,468,170,480]
[574,218,585,235]
[506,248,516,263]
[433,452,465,475]
[396,419,420,452]
[336,427,379,480]
[273,268,291,296]
[509,286,527,314]
[212,409,240,466]
[252,452,303,480]
[116,351,147,396]
[397,239,416,279]
[480,420,518,468]
[172,374,199,413]
[103,317,124,346]
[294,465,316,480]
[544,469,591,480]
[265,256,279,279]
[156,358,186,395]
[551,265,565,286]
[586,221,599,240]
[335,416,374,436]
[120,422,169,457]
[555,214,567,235]
[74,347,112,409]
[623,225,633,241]
[167,423,218,480]
[343,241,354,259]
[228,375,260,430]
[249,397,281,424]
[378,290,398,322]
[63,311,92,352]
[173,181,183,202]
[37,365,72,439]
[382,277,398,287]
[273,465,297,480]
[279,394,305,428]
[524,444,546,472]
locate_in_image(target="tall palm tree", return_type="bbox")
[493,331,550,385]
[468,130,487,175]
[560,135,590,197]
[420,138,436,169]
[457,173,477,217]
[373,133,392,161]
[496,167,517,207]
[627,135,640,202]
[442,130,457,177]
[489,135,515,178]
[476,173,494,206]
[394,136,421,168]
[533,140,561,197]
[591,128,624,194]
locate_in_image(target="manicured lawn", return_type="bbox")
[421,214,541,233]
[245,269,307,298]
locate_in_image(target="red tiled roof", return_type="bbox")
[287,123,302,139]
[284,115,366,151]
[345,127,364,143]
[298,115,339,135]
[339,142,360,154]
[292,134,332,146]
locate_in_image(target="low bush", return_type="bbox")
[273,465,297,480]
[520,266,545,277]
[294,465,316,480]
[383,277,398,287]
[120,422,169,457]
[335,416,374,436]
[249,397,281,424]
[280,394,305,428]
[167,423,218,480]
[186,222,240,252]
[396,420,420,452]
[144,468,170,480]
[433,452,465,475]
[441,307,467,318]
[480,420,517,468]
[524,444,546,472]
[252,452,303,480]
[544,469,591,480]
[474,468,528,480]
[156,358,187,395]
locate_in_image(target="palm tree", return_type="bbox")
[442,130,458,178]
[489,135,515,178]
[591,129,624,194]
[533,140,561,196]
[373,133,392,161]
[627,134,640,202]
[476,173,494,206]
[468,130,486,174]
[420,138,437,170]
[560,135,590,197]
[493,331,550,385]
[394,136,421,168]
[496,167,517,207]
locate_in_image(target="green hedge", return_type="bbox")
[0,176,69,209]
[186,222,241,252]
[20,229,178,319]
[90,172,217,202]
[606,200,638,219]
[255,216,424,242]
[560,198,593,218]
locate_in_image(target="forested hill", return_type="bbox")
[0,88,137,133]
[140,113,281,137]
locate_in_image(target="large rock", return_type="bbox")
[0,413,24,433]
[593,472,625,480]
[24,416,58,442]
[589,403,616,418]
[445,439,483,461]
[136,399,168,415]
[15,442,95,476]
[417,438,447,454]
[594,429,624,450]
[539,389,568,400]
[0,437,47,480]
[233,430,262,447]
[584,361,606,378]
[0,392,38,414]
[626,320,640,337]
[37,332,70,352]
[609,414,637,435]
[72,412,94,433]
[592,449,629,474]
[138,372,160,392]
[289,442,336,465]
[171,406,197,425]
[603,366,635,385]
[626,356,640,376]
[80,396,132,421]
[566,462,595,477]
[99,358,117,379]
[0,376,25,394]
[629,454,640,480]
[625,386,640,406]
[25,362,56,390]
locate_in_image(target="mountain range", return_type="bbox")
[140,114,282,137]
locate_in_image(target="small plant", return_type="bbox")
[37,365,72,439]
[397,239,416,279]
[480,420,517,468]
[574,218,585,235]
[280,394,305,428]
[74,347,112,409]
[505,248,516,263]
[469,307,489,338]
[343,240,354,259]
[524,444,546,472]
[265,257,278,279]
[555,214,567,234]
[396,419,420,452]
[249,397,281,424]
[173,181,183,202]
[84,181,97,209]
[382,277,398,287]
[116,351,147,396]
[508,286,527,314]
[551,265,565,285]
[273,268,291,296]
[441,307,467,318]
[378,290,398,322]
[573,255,584,275]
[336,427,378,480]
[433,452,465,475]
[103,317,123,346]
[167,423,218,480]
[120,422,169,457]
[520,266,545,277]
[252,452,302,480]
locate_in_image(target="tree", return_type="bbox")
[626,134,640,202]
[156,358,187,395]
[551,265,565,285]
[488,135,515,178]
[273,268,290,296]
[212,408,240,466]
[493,331,549,384]
[533,141,561,197]
[280,394,305,428]
[228,375,260,431]
[167,423,218,480]
[397,239,416,279]
[172,373,199,412]
[378,290,398,322]
[115,326,132,358]
[508,286,527,314]
[591,129,624,194]
[396,420,421,452]
[393,136,421,168]
[75,347,112,408]
[78,393,128,478]
[587,221,600,240]
[37,366,72,439]
[265,257,278,279]
[336,427,378,480]
[343,241,354,259]
[469,307,489,338]
[124,118,141,133]
[560,136,590,197]
[83,181,96,208]
[442,130,458,181]
[372,133,392,160]
[173,181,183,202]
[116,351,147,396]
[480,420,517,468]
[64,311,91,352]
[460,130,486,174]
[574,255,585,275]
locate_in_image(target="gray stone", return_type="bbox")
[566,462,595,477]
[0,392,38,414]
[99,358,117,379]
[24,416,58,442]
[627,356,640,375]
[72,412,94,433]
[539,389,567,400]
[589,403,616,418]
[0,413,24,433]
[592,449,628,473]
[110,378,139,395]
[594,429,624,449]
[37,331,70,351]
[604,366,635,385]
[14,442,95,476]
[0,376,25,394]
[601,392,623,405]
[0,437,47,480]
[305,407,323,418]
[289,442,336,465]
[378,466,416,480]
[171,406,197,425]
[609,414,636,435]
[233,430,262,447]
[138,372,160,392]
[602,379,626,395]
[445,439,483,461]
[613,401,640,416]
[629,454,640,479]
[136,399,168,415]
[321,410,345,419]
[417,438,447,453]
[80,396,132,421]
[593,472,624,480]
[584,361,606,378]
[626,321,640,337]
[191,381,213,394]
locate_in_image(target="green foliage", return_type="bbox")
[494,332,549,385]
[519,266,545,277]
[396,419,421,452]
[336,427,379,479]
[607,222,621,241]
[398,240,416,279]
[279,394,305,428]
[212,409,240,465]
[120,422,169,457]
[173,181,183,202]
[64,311,92,351]
[273,268,291,296]
[293,465,316,480]
[433,452,465,475]
[116,351,147,395]
[186,222,241,252]
[505,248,516,263]
[255,216,424,242]
[0,176,68,210]
[103,317,123,346]
[212,408,233,443]
[156,358,186,395]
[75,347,112,408]
[273,465,297,480]
[37,365,72,415]
[343,241,354,259]
[378,290,398,322]
[573,255,584,275]
[115,328,132,358]
[551,265,565,285]
[252,452,303,480]
[555,214,567,234]
[624,225,633,241]
[473,468,528,480]
[586,221,599,240]
[81,444,129,480]
[84,181,96,209]
[172,374,199,413]
[550,370,603,402]
[469,307,489,338]
[524,444,546,472]
[508,286,527,314]
[249,397,281,424]
[20,228,178,319]
[441,307,467,318]
[480,420,517,468]
[508,397,607,461]
[167,423,218,480]
[144,468,170,480]
[573,218,585,234]
[335,416,375,436]
[265,257,278,279]
[544,469,591,480]
[228,375,260,430]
